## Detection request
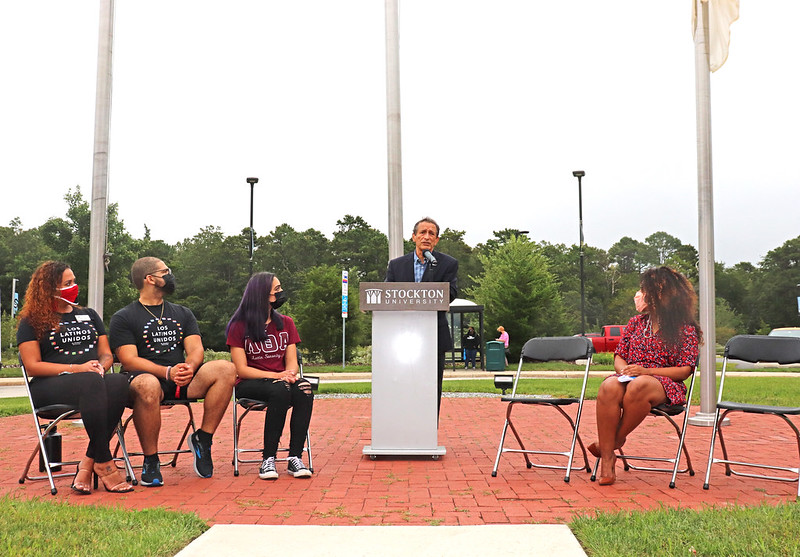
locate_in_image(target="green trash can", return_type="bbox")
[485,341,506,371]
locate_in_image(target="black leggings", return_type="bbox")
[236,378,314,458]
[30,373,129,463]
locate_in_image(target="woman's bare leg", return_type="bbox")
[614,376,668,448]
[595,378,625,480]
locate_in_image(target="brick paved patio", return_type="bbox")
[1,396,796,525]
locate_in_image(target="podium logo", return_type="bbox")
[365,289,383,304]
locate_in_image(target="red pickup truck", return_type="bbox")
[585,325,626,353]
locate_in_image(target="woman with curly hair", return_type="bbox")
[589,266,702,486]
[17,261,133,494]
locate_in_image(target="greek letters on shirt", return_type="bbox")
[49,316,98,356]
[142,317,184,355]
[244,331,290,363]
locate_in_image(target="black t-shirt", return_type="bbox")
[109,300,201,369]
[17,307,106,365]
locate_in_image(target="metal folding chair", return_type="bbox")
[590,366,698,488]
[703,334,800,497]
[491,336,593,482]
[232,352,317,476]
[18,360,135,495]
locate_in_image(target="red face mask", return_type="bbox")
[56,283,80,305]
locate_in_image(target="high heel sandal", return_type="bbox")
[71,458,94,495]
[94,461,134,493]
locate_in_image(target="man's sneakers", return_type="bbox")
[287,456,312,478]
[140,458,163,487]
[259,456,278,480]
[187,431,214,478]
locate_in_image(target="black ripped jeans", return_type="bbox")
[236,378,314,458]
[30,372,129,463]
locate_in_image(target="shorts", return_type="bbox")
[122,368,200,401]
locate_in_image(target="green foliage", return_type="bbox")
[255,223,332,295]
[330,215,388,282]
[291,264,369,362]
[715,297,745,346]
[754,236,800,329]
[468,236,567,358]
[437,228,482,295]
[590,351,615,365]
[0,495,207,556]
[1,185,798,364]
[171,226,250,350]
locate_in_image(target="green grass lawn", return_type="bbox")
[570,502,800,556]
[0,495,207,557]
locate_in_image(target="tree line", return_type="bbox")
[1,187,798,361]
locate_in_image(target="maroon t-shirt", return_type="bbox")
[226,316,301,376]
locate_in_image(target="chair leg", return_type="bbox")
[169,403,196,468]
[115,424,137,485]
[305,430,314,473]
[492,418,511,477]
[703,409,723,489]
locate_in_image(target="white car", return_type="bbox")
[767,327,800,338]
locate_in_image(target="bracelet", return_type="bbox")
[166,366,172,381]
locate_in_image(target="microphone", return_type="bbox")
[422,250,438,267]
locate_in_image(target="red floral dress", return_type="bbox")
[613,313,699,405]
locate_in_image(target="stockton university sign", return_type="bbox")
[359,282,450,312]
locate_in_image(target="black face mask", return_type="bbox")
[271,290,288,309]
[159,273,176,295]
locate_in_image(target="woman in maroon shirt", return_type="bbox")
[589,266,701,486]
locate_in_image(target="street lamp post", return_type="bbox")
[572,171,586,336]
[246,177,258,276]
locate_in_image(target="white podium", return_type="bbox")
[360,282,449,458]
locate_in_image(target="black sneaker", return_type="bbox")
[187,431,213,478]
[259,456,278,480]
[287,456,312,478]
[140,459,163,487]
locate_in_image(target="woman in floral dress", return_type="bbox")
[589,266,702,485]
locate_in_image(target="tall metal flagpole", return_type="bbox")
[689,0,718,426]
[385,0,404,260]
[88,0,115,318]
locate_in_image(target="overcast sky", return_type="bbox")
[1,1,797,266]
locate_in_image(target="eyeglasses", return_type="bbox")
[147,267,171,278]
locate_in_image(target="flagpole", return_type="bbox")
[689,0,718,426]
[88,0,115,318]
[385,0,404,260]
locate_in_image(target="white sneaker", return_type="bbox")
[259,456,278,480]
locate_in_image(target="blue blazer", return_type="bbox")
[385,250,459,352]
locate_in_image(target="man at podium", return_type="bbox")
[385,217,458,413]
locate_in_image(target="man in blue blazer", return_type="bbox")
[385,217,458,415]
